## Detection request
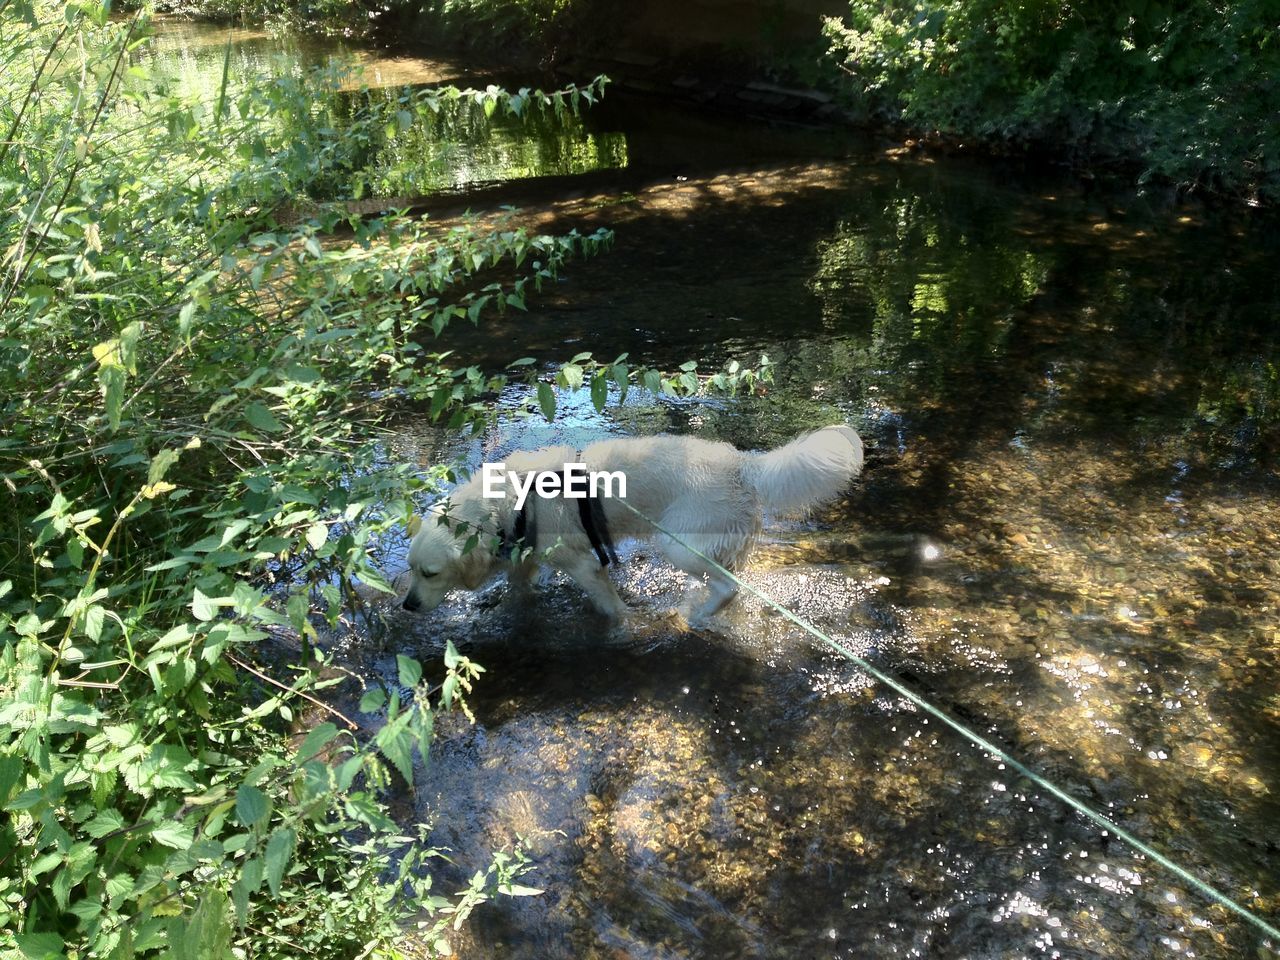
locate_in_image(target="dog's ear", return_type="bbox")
[455,539,495,590]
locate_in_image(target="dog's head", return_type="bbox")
[402,503,498,612]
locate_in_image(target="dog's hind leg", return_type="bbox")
[693,572,739,620]
[658,534,742,621]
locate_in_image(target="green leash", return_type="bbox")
[615,498,1280,943]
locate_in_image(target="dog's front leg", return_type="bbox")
[507,558,537,594]
[558,555,629,619]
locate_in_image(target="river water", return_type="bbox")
[147,19,1280,960]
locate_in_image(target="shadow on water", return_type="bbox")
[149,18,1280,960]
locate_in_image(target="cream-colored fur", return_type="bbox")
[402,425,863,621]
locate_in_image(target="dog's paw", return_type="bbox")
[597,612,642,647]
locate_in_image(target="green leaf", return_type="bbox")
[397,654,422,688]
[287,592,311,635]
[105,872,134,904]
[68,897,102,924]
[240,856,264,896]
[148,447,182,486]
[152,820,194,850]
[30,852,62,879]
[235,784,270,828]
[243,401,282,434]
[14,932,64,960]
[590,372,608,412]
[100,365,126,432]
[139,744,198,791]
[536,382,556,422]
[81,604,105,641]
[264,826,296,895]
[305,522,327,551]
[295,722,339,765]
[440,675,458,711]
[414,708,435,770]
[0,756,22,805]
[47,693,102,733]
[374,711,415,783]
[358,688,386,713]
[560,363,584,390]
[190,588,220,622]
[500,882,545,897]
[443,640,460,670]
[179,300,198,336]
[83,808,126,838]
[103,723,140,747]
[119,324,142,375]
[336,756,362,792]
[231,872,252,926]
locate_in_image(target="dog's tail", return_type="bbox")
[742,424,864,517]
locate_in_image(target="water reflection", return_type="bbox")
[139,17,627,198]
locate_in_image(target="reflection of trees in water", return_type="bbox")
[142,27,627,201]
[807,194,1050,402]
[786,177,1280,472]
[365,96,628,196]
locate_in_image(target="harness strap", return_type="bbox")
[576,490,619,567]
[497,464,619,568]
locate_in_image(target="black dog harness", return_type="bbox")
[499,467,619,568]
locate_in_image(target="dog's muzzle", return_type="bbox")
[402,592,422,612]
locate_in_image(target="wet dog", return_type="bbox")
[402,425,863,621]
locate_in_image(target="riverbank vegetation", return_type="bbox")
[824,0,1278,202]
[153,0,1278,201]
[0,4,767,958]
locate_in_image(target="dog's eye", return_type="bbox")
[419,569,438,579]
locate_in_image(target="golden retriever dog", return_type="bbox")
[402,425,863,622]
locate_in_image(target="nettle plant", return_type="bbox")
[0,4,769,958]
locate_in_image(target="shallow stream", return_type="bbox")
[152,20,1280,959]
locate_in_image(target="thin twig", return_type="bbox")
[56,675,124,689]
[226,651,359,731]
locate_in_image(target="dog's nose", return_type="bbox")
[402,592,421,612]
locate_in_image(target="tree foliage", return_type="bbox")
[824,0,1280,200]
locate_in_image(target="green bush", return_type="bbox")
[0,7,599,958]
[0,6,770,956]
[824,0,1280,200]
